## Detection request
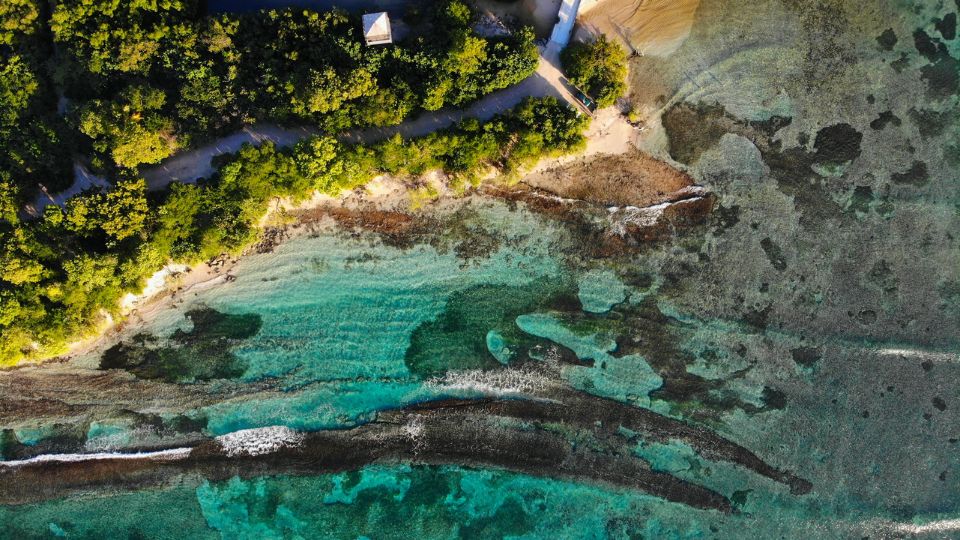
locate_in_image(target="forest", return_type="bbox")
[0,0,589,366]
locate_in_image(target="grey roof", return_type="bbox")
[362,12,391,38]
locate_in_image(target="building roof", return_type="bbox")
[362,12,391,39]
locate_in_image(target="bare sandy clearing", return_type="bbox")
[577,0,701,57]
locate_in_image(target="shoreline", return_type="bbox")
[51,174,415,366]
[15,109,676,370]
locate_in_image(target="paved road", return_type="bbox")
[26,45,582,214]
[23,164,112,216]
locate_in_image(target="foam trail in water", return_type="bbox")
[867,517,960,536]
[215,425,304,457]
[426,369,549,395]
[877,348,959,363]
[0,447,192,467]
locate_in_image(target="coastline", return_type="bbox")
[27,106,674,369]
[52,174,415,365]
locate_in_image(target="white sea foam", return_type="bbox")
[894,518,960,533]
[403,416,424,439]
[869,517,960,536]
[403,416,426,452]
[119,264,189,312]
[215,426,304,457]
[608,202,672,236]
[0,447,192,467]
[427,369,548,395]
[877,348,959,363]
[675,185,708,197]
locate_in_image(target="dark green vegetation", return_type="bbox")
[560,35,628,108]
[0,96,587,366]
[51,0,539,170]
[0,1,74,194]
[152,97,587,264]
[0,0,591,366]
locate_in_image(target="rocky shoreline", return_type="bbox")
[34,162,712,373]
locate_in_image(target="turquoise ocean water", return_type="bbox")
[4,0,960,536]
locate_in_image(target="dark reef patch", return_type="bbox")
[713,204,741,234]
[933,397,947,411]
[660,102,735,165]
[813,123,863,165]
[890,52,911,72]
[790,346,822,367]
[876,28,897,50]
[847,185,874,215]
[935,13,957,41]
[760,238,788,271]
[890,160,929,185]
[0,424,89,462]
[913,28,940,61]
[912,28,960,99]
[404,277,581,377]
[869,111,901,130]
[761,387,787,409]
[908,107,954,138]
[743,304,773,331]
[921,54,960,99]
[99,307,260,383]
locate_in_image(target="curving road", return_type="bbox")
[138,43,580,191]
[26,45,579,215]
[25,38,589,216]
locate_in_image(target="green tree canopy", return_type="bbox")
[561,35,628,108]
[0,0,40,47]
[63,179,149,242]
[78,85,177,169]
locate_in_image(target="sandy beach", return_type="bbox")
[577,0,701,57]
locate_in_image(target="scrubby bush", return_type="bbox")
[561,35,628,108]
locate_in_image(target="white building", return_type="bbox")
[362,12,392,46]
